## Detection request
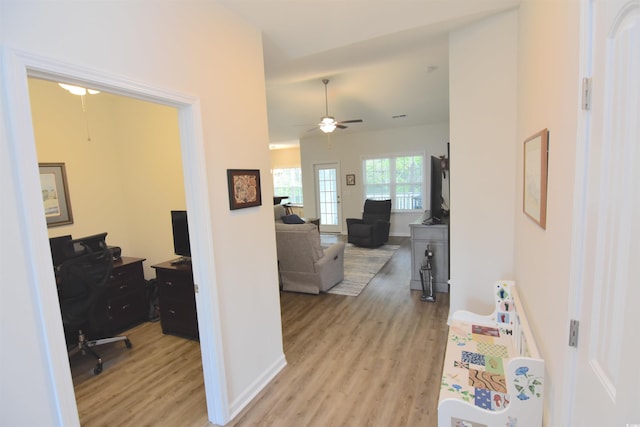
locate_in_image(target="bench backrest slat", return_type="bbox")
[494,281,541,359]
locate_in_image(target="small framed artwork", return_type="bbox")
[523,129,549,229]
[346,174,356,186]
[39,162,74,227]
[227,169,262,210]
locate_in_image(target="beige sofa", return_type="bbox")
[274,204,287,222]
[275,222,345,294]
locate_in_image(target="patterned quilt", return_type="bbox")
[440,321,516,411]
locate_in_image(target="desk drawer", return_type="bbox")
[152,262,198,340]
[157,270,194,300]
[160,299,198,339]
[158,279,194,300]
[108,291,147,331]
[110,261,144,282]
[108,262,145,297]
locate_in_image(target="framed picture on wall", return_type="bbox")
[346,174,356,186]
[227,169,262,210]
[39,162,74,227]
[523,129,549,229]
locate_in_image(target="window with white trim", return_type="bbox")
[272,168,303,204]
[363,154,424,210]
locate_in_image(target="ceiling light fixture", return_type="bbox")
[319,79,337,133]
[319,116,337,133]
[311,79,362,134]
[58,83,100,96]
[58,83,100,142]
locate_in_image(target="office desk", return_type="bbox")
[151,260,199,340]
[58,256,147,340]
[106,257,148,333]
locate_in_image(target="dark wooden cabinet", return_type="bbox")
[151,260,198,340]
[106,257,148,333]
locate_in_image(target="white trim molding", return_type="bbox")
[1,46,229,425]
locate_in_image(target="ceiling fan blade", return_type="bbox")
[338,119,363,124]
[336,124,348,129]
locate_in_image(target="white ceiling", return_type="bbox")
[216,0,519,147]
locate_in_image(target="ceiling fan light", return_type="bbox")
[58,83,100,96]
[320,116,336,133]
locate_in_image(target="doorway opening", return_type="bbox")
[3,49,228,425]
[29,77,210,424]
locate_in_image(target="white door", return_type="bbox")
[314,163,342,233]
[570,0,640,424]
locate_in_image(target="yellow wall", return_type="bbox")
[269,146,300,169]
[270,146,304,215]
[29,78,185,278]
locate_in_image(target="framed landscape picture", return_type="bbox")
[346,174,356,186]
[39,162,74,227]
[523,129,549,229]
[227,169,262,210]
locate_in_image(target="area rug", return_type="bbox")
[328,243,400,296]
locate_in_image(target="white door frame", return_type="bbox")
[1,47,229,425]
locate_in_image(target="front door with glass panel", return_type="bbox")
[314,163,342,233]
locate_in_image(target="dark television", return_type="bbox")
[430,156,444,223]
[171,210,191,258]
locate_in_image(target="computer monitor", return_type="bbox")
[430,156,444,223]
[171,210,191,258]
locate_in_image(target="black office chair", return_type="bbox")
[346,199,392,248]
[58,234,131,374]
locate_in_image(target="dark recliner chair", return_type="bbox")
[346,199,392,248]
[58,233,131,374]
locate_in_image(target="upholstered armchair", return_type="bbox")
[346,199,392,248]
[275,222,345,294]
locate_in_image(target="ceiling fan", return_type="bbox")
[311,79,363,133]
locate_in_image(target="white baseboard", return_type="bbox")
[227,353,287,422]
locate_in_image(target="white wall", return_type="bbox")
[515,0,581,424]
[0,91,63,427]
[300,123,449,236]
[448,10,518,315]
[0,2,284,425]
[450,4,585,425]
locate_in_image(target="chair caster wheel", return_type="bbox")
[125,339,132,348]
[93,364,103,375]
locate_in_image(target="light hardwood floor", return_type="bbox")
[72,235,450,426]
[71,321,209,426]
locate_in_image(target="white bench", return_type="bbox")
[438,281,544,427]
